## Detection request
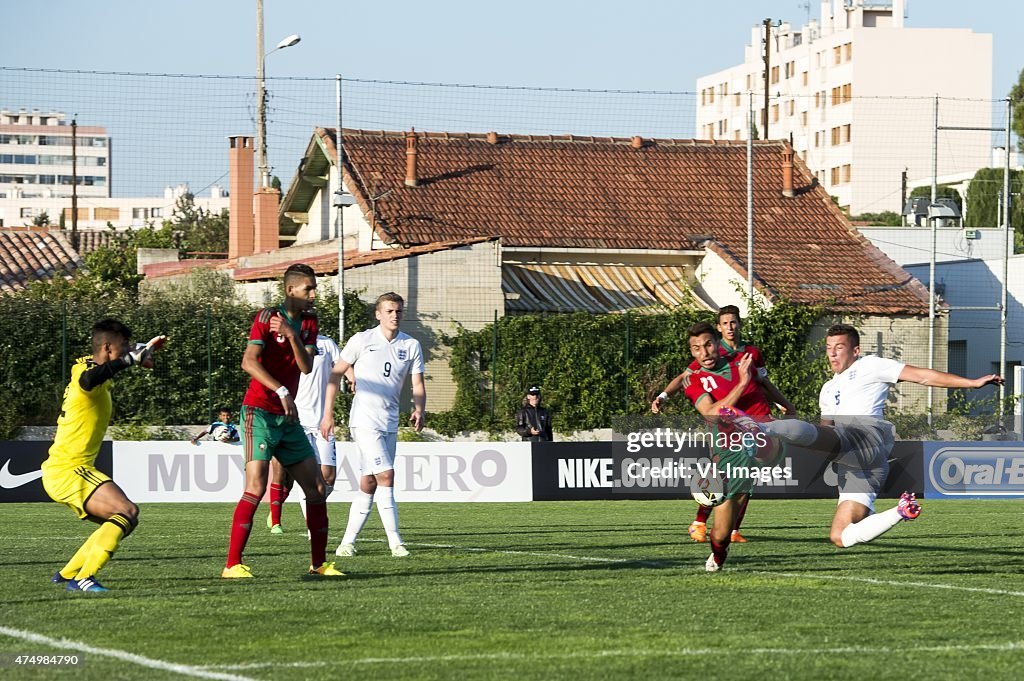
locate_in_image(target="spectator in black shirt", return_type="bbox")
[515,385,552,442]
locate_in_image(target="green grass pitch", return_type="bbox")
[1,499,1022,680]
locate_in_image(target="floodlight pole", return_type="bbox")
[336,75,346,352]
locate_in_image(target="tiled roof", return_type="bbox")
[324,128,929,315]
[233,237,495,282]
[0,227,83,294]
[62,229,121,255]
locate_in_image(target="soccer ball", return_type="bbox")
[691,467,727,507]
[692,488,726,507]
[212,426,233,443]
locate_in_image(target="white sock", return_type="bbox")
[839,507,903,548]
[341,491,373,545]
[375,485,403,548]
[763,419,818,446]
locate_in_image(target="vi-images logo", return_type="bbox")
[0,459,44,489]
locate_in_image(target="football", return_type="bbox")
[212,425,233,443]
[691,469,727,507]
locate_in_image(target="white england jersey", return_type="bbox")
[342,326,424,431]
[296,335,342,428]
[820,354,905,420]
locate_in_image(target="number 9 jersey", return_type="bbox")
[341,326,425,431]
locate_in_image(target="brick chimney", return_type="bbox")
[405,128,418,187]
[781,147,795,198]
[486,131,499,145]
[253,186,280,254]
[228,136,255,259]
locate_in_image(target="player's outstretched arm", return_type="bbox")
[652,369,692,413]
[899,365,1004,390]
[760,376,797,415]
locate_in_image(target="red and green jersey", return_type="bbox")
[683,354,772,417]
[242,306,318,415]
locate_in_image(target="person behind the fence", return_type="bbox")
[516,385,552,442]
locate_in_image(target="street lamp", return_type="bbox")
[256,1,300,188]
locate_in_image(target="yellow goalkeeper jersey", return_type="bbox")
[45,356,113,470]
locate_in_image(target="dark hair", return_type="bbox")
[284,263,316,287]
[687,321,718,340]
[376,291,405,309]
[826,323,860,347]
[717,305,741,322]
[217,406,233,415]
[91,318,132,353]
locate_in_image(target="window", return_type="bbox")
[746,74,752,90]
[842,124,851,143]
[786,100,794,116]
[771,66,780,84]
[816,51,822,68]
[833,45,842,65]
[844,42,852,61]
[842,164,851,182]
[831,87,841,106]
[20,207,35,218]
[62,207,86,221]
[814,131,822,147]
[815,91,821,108]
[132,207,149,220]
[94,207,119,221]
[151,207,163,218]
[831,167,841,185]
[831,127,841,145]
[802,71,808,86]
[801,111,808,126]
[708,88,714,104]
[734,130,742,141]
[842,83,852,103]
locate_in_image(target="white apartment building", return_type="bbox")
[0,108,111,199]
[696,0,992,215]
[0,183,230,230]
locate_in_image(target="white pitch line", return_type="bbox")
[0,626,256,681]
[748,571,1024,598]
[402,540,1024,599]
[201,641,1024,670]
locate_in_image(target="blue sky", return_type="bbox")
[2,1,1021,198]
[3,0,1022,95]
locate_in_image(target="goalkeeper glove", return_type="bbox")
[127,335,167,366]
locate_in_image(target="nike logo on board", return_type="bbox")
[0,460,44,489]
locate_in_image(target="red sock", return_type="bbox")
[710,536,731,567]
[305,501,328,567]
[695,504,712,524]
[733,496,749,531]
[227,492,260,568]
[269,483,285,526]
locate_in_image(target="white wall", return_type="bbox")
[691,248,770,316]
[862,226,1010,266]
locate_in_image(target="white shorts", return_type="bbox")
[303,426,337,467]
[350,427,397,476]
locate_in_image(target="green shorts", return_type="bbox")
[710,426,787,499]
[240,405,315,467]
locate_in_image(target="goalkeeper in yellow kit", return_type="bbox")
[43,318,166,593]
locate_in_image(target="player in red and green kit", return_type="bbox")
[678,322,782,571]
[652,305,794,543]
[222,263,342,579]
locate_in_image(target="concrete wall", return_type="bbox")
[691,248,770,316]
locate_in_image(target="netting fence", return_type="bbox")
[0,67,1020,434]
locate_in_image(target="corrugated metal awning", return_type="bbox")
[502,263,709,314]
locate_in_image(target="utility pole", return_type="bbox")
[71,117,78,250]
[900,168,908,217]
[763,17,772,139]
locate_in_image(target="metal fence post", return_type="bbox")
[206,305,213,423]
[61,301,68,386]
[490,310,498,419]
[624,312,631,413]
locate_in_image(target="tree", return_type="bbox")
[32,211,51,227]
[166,193,230,255]
[1010,68,1024,153]
[964,167,1024,231]
[849,211,901,226]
